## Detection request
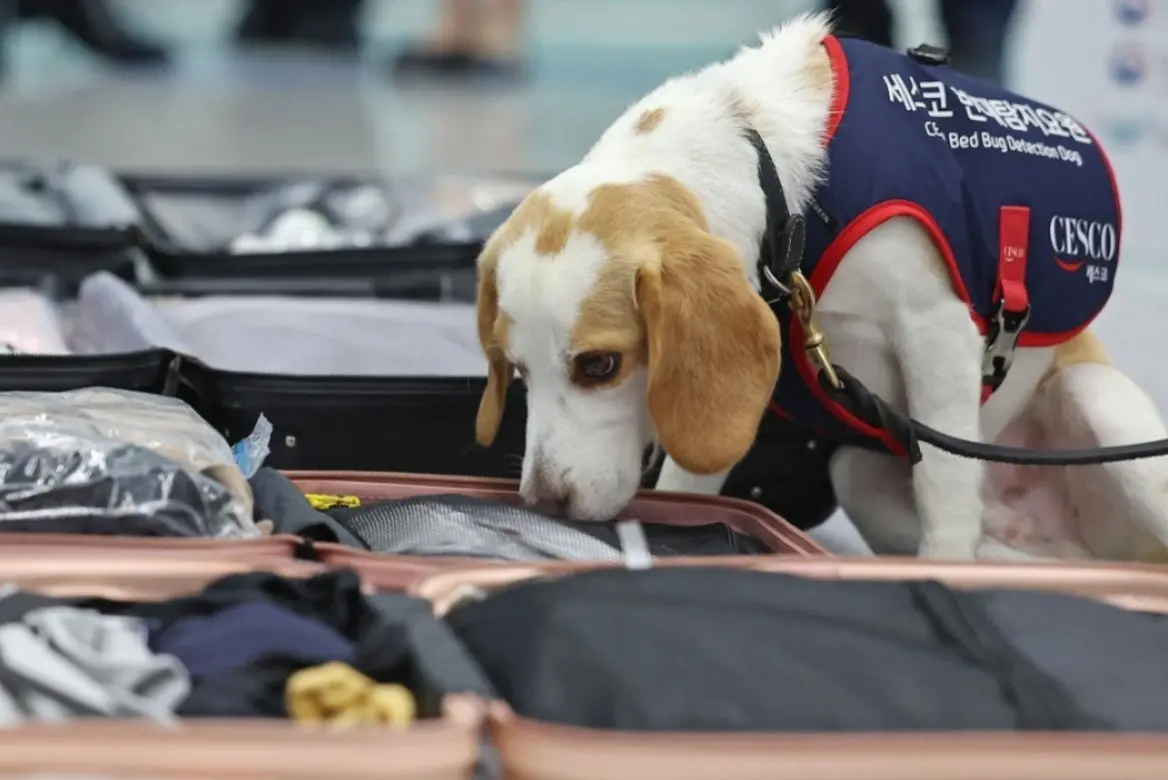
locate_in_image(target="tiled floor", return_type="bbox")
[1,0,1165,554]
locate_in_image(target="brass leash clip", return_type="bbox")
[787,271,843,390]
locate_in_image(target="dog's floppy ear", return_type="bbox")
[475,249,513,447]
[637,230,780,475]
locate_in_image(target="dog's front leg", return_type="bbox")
[655,456,730,495]
[895,296,986,560]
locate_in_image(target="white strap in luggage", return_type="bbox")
[615,520,651,570]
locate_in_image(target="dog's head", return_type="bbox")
[474,173,780,520]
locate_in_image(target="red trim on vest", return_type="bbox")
[823,35,850,142]
[767,400,793,420]
[982,206,1032,404]
[790,201,958,456]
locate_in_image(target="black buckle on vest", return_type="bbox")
[745,128,806,301]
[760,214,807,296]
[907,43,950,67]
[982,300,1031,391]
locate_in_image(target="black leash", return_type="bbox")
[745,128,1168,468]
[820,366,1168,466]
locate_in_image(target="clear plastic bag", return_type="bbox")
[0,389,257,539]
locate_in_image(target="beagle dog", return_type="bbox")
[473,13,1168,560]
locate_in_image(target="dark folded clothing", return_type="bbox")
[447,567,1168,733]
[150,601,355,678]
[82,569,495,718]
[249,468,368,548]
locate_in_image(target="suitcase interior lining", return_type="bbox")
[21,273,487,377]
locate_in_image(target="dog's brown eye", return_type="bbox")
[575,352,621,383]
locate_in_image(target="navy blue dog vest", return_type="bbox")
[770,35,1123,455]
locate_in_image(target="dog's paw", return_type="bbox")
[917,534,979,561]
[975,536,1057,562]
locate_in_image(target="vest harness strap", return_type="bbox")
[982,205,1032,401]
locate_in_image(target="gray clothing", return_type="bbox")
[0,603,188,725]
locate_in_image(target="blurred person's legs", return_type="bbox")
[478,0,526,65]
[822,0,893,47]
[939,0,1019,86]
[292,0,363,49]
[0,0,14,77]
[392,0,527,80]
[823,0,1017,86]
[236,0,297,45]
[394,0,477,71]
[15,0,168,66]
[236,0,364,50]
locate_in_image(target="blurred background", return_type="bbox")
[1,0,918,175]
[0,1,1162,241]
[0,0,1146,173]
[0,0,1162,400]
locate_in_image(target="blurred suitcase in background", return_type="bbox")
[0,164,839,530]
[125,170,536,301]
[0,159,141,291]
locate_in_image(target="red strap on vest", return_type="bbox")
[981,206,1031,404]
[997,206,1030,315]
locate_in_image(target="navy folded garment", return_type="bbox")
[149,601,355,678]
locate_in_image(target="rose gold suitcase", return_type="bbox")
[0,470,824,588]
[411,557,1168,780]
[0,535,444,593]
[0,555,483,779]
[0,532,307,560]
[285,470,825,586]
[0,705,483,779]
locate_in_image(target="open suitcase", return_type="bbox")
[0,470,826,589]
[0,164,840,530]
[0,553,487,779]
[124,170,536,300]
[408,557,1168,780]
[282,471,826,580]
[0,159,140,293]
[5,551,1168,777]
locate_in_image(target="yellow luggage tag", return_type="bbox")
[304,493,362,511]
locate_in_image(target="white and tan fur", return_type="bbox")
[474,13,1168,560]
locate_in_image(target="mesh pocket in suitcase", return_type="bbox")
[284,471,825,573]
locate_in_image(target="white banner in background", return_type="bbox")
[1013,0,1168,258]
